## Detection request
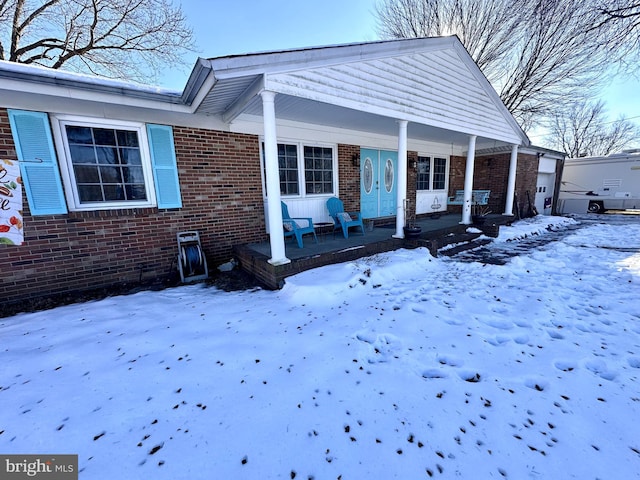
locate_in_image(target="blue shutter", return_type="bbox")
[7,109,68,215]
[146,124,182,209]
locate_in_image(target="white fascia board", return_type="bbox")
[206,37,457,80]
[565,154,640,166]
[519,146,565,160]
[0,76,193,114]
[0,59,180,96]
[0,87,229,131]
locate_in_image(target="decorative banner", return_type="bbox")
[0,159,24,245]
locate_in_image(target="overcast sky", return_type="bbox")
[162,0,639,128]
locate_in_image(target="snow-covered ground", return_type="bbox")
[1,215,639,479]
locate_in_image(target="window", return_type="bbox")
[304,146,333,194]
[65,125,147,203]
[278,144,299,195]
[416,155,448,191]
[416,156,431,190]
[262,141,336,197]
[433,157,447,190]
[8,110,181,214]
[53,116,157,210]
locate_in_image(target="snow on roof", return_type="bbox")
[0,60,182,102]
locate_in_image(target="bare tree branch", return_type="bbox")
[0,0,196,83]
[545,100,640,157]
[374,0,639,131]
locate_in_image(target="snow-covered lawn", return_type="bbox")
[1,215,639,479]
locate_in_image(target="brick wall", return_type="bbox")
[1,110,266,307]
[449,152,539,215]
[337,144,360,210]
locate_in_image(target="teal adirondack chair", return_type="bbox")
[326,197,365,239]
[281,201,318,248]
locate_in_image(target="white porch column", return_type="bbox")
[503,144,519,215]
[261,91,290,265]
[461,135,477,225]
[393,120,409,238]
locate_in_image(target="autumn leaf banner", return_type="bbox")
[0,160,23,245]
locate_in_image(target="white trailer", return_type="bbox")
[558,150,640,214]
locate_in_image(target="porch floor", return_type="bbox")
[234,213,513,289]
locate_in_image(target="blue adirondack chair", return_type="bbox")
[281,201,318,248]
[326,197,365,239]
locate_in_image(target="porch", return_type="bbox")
[234,213,513,289]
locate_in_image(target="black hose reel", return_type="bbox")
[176,231,209,283]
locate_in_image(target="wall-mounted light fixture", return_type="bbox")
[352,153,360,167]
[409,159,417,170]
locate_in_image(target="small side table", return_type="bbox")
[313,222,334,242]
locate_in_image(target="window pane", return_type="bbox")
[103,185,125,201]
[99,166,122,183]
[126,184,147,200]
[66,126,93,144]
[74,165,100,183]
[285,144,297,156]
[93,128,116,146]
[120,148,142,165]
[96,146,118,165]
[117,130,139,147]
[78,185,103,202]
[69,145,96,164]
[122,166,145,183]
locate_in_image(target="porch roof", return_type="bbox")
[184,36,530,150]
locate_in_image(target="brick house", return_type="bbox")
[1,36,543,307]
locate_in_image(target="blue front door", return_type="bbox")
[360,149,397,219]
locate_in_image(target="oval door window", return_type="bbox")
[363,157,373,194]
[384,158,394,193]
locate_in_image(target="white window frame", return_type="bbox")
[260,139,338,198]
[51,114,157,211]
[416,154,449,192]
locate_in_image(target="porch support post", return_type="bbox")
[504,144,519,215]
[393,120,409,239]
[461,135,477,225]
[261,90,290,265]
